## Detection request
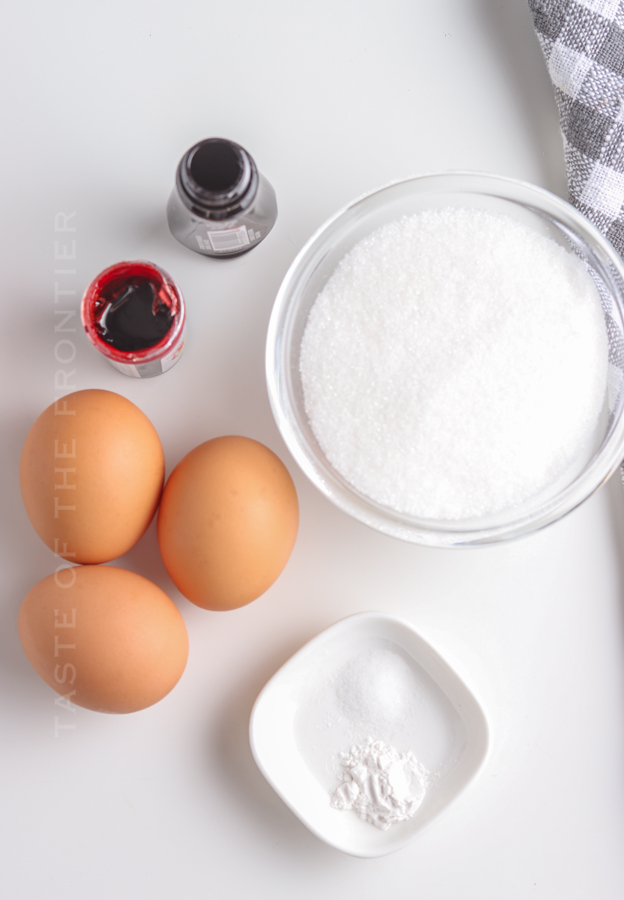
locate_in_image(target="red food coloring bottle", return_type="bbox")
[81,261,186,378]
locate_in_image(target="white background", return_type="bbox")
[1,1,624,897]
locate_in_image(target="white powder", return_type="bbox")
[327,647,431,829]
[331,738,429,830]
[294,642,464,795]
[300,208,609,519]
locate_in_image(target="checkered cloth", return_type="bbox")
[528,0,624,256]
[529,2,624,486]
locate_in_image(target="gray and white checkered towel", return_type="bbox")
[529,1,624,484]
[528,0,624,256]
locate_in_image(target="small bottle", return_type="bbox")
[81,261,186,378]
[166,138,277,258]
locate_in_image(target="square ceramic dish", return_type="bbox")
[249,612,489,857]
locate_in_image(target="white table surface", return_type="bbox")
[2,1,624,897]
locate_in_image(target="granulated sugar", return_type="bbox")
[299,208,608,519]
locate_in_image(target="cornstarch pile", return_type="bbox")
[331,738,428,831]
[299,208,608,519]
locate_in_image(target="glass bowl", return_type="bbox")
[265,172,624,546]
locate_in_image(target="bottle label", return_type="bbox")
[196,224,252,253]
[103,322,186,378]
[160,322,186,372]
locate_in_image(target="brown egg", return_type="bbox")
[18,565,189,714]
[157,436,299,611]
[20,389,164,564]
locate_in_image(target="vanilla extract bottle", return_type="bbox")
[167,138,278,258]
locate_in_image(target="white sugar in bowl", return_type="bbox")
[266,172,624,546]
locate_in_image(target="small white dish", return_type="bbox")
[249,612,489,857]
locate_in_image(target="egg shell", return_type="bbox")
[18,565,189,714]
[19,389,165,564]
[157,436,299,611]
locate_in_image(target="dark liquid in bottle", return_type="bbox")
[94,267,176,353]
[189,139,243,193]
